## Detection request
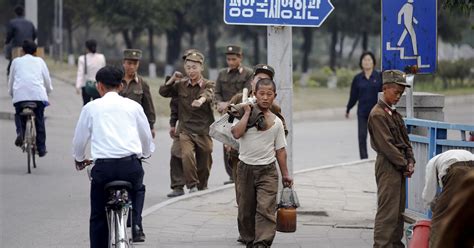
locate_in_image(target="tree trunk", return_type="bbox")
[165,29,182,65]
[348,35,360,61]
[338,32,345,60]
[148,27,155,63]
[329,28,338,71]
[122,30,133,49]
[361,31,368,51]
[207,27,218,68]
[66,19,74,54]
[253,33,260,65]
[301,27,313,73]
[189,30,195,46]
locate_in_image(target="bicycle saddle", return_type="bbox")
[104,180,133,191]
[20,102,37,109]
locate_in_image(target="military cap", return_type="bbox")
[182,48,199,60]
[185,51,205,64]
[123,49,142,60]
[225,45,243,55]
[96,66,124,86]
[383,69,411,88]
[253,64,275,79]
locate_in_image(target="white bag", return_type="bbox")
[209,113,239,150]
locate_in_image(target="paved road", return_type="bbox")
[0,56,472,247]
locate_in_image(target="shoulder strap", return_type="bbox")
[84,54,87,75]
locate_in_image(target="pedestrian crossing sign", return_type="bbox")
[382,0,437,74]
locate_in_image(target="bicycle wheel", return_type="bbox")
[106,208,116,248]
[114,208,131,248]
[25,120,32,174]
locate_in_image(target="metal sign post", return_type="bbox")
[382,0,437,117]
[224,0,335,176]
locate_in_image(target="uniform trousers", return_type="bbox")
[430,161,474,248]
[237,161,278,248]
[170,137,185,190]
[89,155,144,248]
[373,155,406,248]
[179,132,213,189]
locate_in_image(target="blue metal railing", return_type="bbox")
[404,118,474,219]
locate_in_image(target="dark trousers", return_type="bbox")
[14,101,46,153]
[81,87,95,105]
[357,115,369,159]
[90,156,144,248]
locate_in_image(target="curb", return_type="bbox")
[142,159,375,217]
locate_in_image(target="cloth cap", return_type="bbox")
[383,69,411,87]
[95,66,124,86]
[253,64,275,79]
[185,51,205,64]
[225,45,243,55]
[123,49,142,60]
[182,48,199,60]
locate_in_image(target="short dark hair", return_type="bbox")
[14,5,24,16]
[255,78,276,93]
[359,51,376,70]
[85,39,97,53]
[96,66,124,87]
[22,40,37,55]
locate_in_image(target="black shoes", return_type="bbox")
[38,150,47,157]
[133,225,146,243]
[167,188,185,198]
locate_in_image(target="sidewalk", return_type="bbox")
[141,160,378,248]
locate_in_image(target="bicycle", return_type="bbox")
[82,162,135,248]
[19,102,37,174]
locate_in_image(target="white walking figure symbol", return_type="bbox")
[397,0,418,56]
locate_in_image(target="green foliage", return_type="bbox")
[442,0,473,14]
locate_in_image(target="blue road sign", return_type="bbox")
[382,0,437,74]
[224,0,334,27]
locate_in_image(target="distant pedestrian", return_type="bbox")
[5,5,37,76]
[159,50,215,193]
[216,45,253,184]
[75,39,106,105]
[119,48,156,242]
[231,78,293,247]
[421,149,474,247]
[368,69,415,248]
[346,51,382,159]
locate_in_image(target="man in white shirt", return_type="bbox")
[8,40,52,157]
[231,78,293,247]
[72,66,154,248]
[75,39,106,105]
[421,149,474,248]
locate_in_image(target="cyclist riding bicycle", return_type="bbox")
[8,39,52,157]
[72,66,155,248]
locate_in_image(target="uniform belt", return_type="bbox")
[95,155,137,164]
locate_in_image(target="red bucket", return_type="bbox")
[409,220,431,248]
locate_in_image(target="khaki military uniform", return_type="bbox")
[215,66,253,103]
[159,77,215,190]
[120,75,156,128]
[368,100,415,248]
[430,161,474,247]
